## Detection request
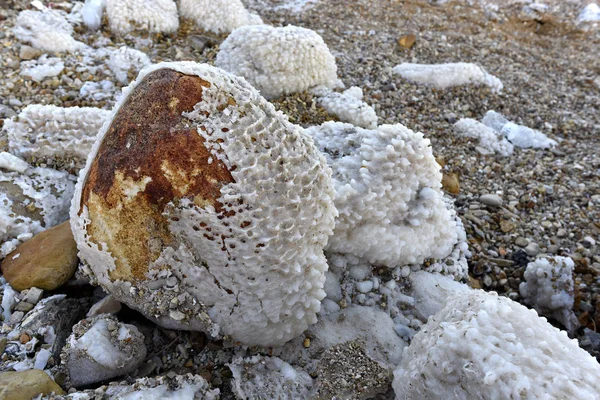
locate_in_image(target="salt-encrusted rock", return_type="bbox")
[408,271,470,320]
[520,256,579,333]
[20,55,65,83]
[1,221,78,291]
[13,9,84,53]
[82,0,106,31]
[0,370,64,399]
[105,0,179,35]
[306,121,461,268]
[179,0,263,35]
[71,62,337,347]
[0,164,76,257]
[578,3,600,25]
[313,86,378,129]
[229,355,312,399]
[313,340,392,400]
[482,110,557,149]
[3,105,110,171]
[454,118,514,156]
[63,315,147,387]
[392,62,503,93]
[216,25,339,99]
[393,290,600,399]
[107,47,151,85]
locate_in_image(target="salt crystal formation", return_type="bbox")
[0,161,75,257]
[3,105,110,170]
[306,121,461,267]
[454,118,514,156]
[393,289,600,399]
[313,86,378,129]
[482,110,557,149]
[105,0,179,34]
[520,256,579,333]
[19,56,65,83]
[179,0,263,34]
[393,62,503,93]
[107,47,151,84]
[62,315,147,387]
[216,25,339,99]
[13,9,84,53]
[71,62,337,347]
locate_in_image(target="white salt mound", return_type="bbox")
[454,118,514,156]
[393,289,600,399]
[216,25,339,99]
[82,0,106,30]
[482,110,557,149]
[520,256,579,333]
[105,0,179,34]
[179,0,263,34]
[13,9,84,52]
[3,105,110,170]
[306,121,461,268]
[393,62,503,93]
[314,86,378,129]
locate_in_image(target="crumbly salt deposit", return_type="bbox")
[3,105,110,170]
[13,8,85,53]
[105,0,179,34]
[393,289,600,399]
[392,62,503,93]
[79,80,116,102]
[107,47,152,84]
[82,0,106,30]
[306,121,460,267]
[313,86,378,129]
[0,165,76,257]
[19,56,65,83]
[578,3,600,24]
[520,256,579,333]
[216,25,339,99]
[229,355,313,399]
[482,110,557,149]
[454,118,514,156]
[71,62,337,347]
[179,0,263,34]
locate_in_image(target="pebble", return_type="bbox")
[479,194,503,207]
[22,287,44,305]
[515,237,530,247]
[19,45,42,60]
[524,242,541,257]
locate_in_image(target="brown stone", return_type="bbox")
[1,221,78,291]
[398,34,416,49]
[78,69,235,282]
[0,370,64,399]
[441,172,460,194]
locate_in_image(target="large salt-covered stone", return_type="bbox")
[71,62,337,347]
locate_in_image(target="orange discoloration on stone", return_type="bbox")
[80,69,235,282]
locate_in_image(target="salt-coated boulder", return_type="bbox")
[393,289,600,399]
[179,0,263,35]
[71,62,337,347]
[216,25,339,99]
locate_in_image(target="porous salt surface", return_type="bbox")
[13,8,85,53]
[179,0,263,34]
[105,0,179,34]
[216,25,339,99]
[392,62,503,93]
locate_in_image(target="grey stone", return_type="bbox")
[479,194,503,207]
[22,287,44,305]
[515,237,529,247]
[86,295,122,318]
[524,242,541,257]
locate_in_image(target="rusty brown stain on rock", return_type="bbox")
[80,69,235,282]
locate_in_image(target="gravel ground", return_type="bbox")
[0,0,599,393]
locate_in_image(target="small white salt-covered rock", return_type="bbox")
[313,86,378,129]
[216,25,339,99]
[393,62,503,93]
[82,0,106,30]
[482,110,557,149]
[454,118,514,156]
[13,9,85,53]
[107,47,152,85]
[520,256,579,333]
[578,3,600,24]
[229,355,313,399]
[393,289,600,399]
[179,0,263,34]
[105,0,179,34]
[19,55,65,83]
[63,315,147,387]
[71,62,337,347]
[0,152,30,174]
[3,105,110,170]
[306,121,461,268]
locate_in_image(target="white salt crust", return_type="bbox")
[393,62,504,93]
[3,105,110,170]
[313,86,378,129]
[179,0,263,34]
[216,25,339,99]
[306,121,460,267]
[393,290,600,400]
[13,9,85,53]
[107,47,151,84]
[482,110,557,149]
[71,62,337,347]
[105,0,179,34]
[454,118,514,156]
